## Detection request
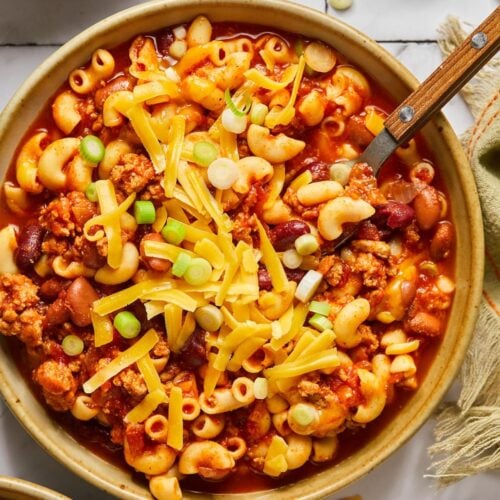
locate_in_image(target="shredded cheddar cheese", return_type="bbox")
[83,329,159,394]
[84,181,136,269]
[133,79,180,103]
[92,279,173,316]
[227,337,267,372]
[265,55,306,128]
[125,388,167,424]
[204,353,223,397]
[91,311,114,347]
[186,167,232,232]
[167,387,184,450]
[219,127,239,161]
[263,164,286,210]
[365,107,385,136]
[265,349,339,380]
[270,302,308,350]
[244,64,298,91]
[173,312,196,353]
[164,303,182,349]
[255,219,288,293]
[127,104,166,173]
[263,435,289,476]
[164,115,186,197]
[194,239,225,269]
[137,354,163,393]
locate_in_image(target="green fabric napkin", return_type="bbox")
[427,16,500,484]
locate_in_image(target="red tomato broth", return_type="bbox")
[0,21,454,496]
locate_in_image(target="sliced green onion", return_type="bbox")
[113,311,141,339]
[224,88,252,117]
[172,252,192,277]
[282,249,303,270]
[161,219,186,245]
[194,305,223,332]
[85,182,98,202]
[193,141,218,167]
[250,102,269,125]
[295,233,319,256]
[184,258,212,286]
[134,200,156,224]
[207,158,239,190]
[62,335,84,356]
[80,135,105,164]
[290,403,316,427]
[295,270,323,303]
[309,301,331,316]
[309,313,333,332]
[221,108,247,134]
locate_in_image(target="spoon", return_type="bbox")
[334,6,500,249]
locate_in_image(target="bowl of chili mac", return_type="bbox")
[0,0,484,498]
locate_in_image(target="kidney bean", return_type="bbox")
[285,268,307,283]
[140,233,171,272]
[15,220,46,270]
[66,277,99,327]
[374,201,415,230]
[94,75,136,108]
[178,328,207,369]
[270,220,310,251]
[258,268,273,291]
[306,160,330,181]
[413,186,441,231]
[39,277,71,301]
[408,311,441,337]
[430,221,454,261]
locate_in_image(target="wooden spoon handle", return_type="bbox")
[384,7,500,144]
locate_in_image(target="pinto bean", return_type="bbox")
[65,277,99,327]
[430,221,454,261]
[94,75,136,108]
[140,233,171,272]
[44,294,71,329]
[413,186,441,231]
[400,279,417,307]
[408,311,441,337]
[270,220,310,251]
[15,220,46,270]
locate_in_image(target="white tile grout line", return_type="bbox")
[0,41,438,48]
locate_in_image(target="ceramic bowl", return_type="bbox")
[0,0,484,498]
[0,476,69,500]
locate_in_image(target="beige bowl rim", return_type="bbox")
[0,475,70,500]
[0,0,484,499]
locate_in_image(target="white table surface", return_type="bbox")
[0,0,499,499]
